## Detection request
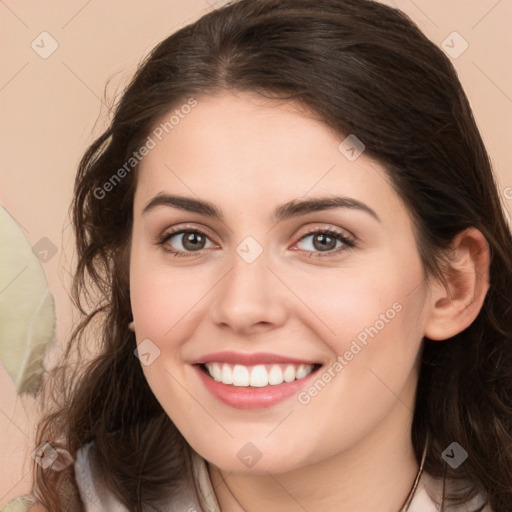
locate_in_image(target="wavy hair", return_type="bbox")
[32,0,512,510]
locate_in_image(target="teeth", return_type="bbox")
[211,363,222,382]
[221,363,233,384]
[232,364,249,386]
[204,362,316,387]
[268,365,284,385]
[249,365,268,387]
[283,365,296,383]
[296,365,310,379]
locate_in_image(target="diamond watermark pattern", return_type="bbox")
[134,338,161,366]
[32,237,58,263]
[441,442,468,469]
[442,32,468,59]
[31,442,59,469]
[237,442,263,468]
[338,134,365,161]
[31,32,59,59]
[236,236,263,264]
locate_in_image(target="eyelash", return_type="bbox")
[156,225,356,259]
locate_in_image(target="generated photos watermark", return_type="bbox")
[93,97,198,200]
[297,301,403,405]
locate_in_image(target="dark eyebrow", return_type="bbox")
[142,194,223,219]
[273,196,380,223]
[142,193,380,223]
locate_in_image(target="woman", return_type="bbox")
[8,0,511,510]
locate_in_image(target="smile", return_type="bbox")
[202,362,318,387]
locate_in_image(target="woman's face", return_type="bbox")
[130,91,431,473]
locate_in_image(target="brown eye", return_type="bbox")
[296,229,354,255]
[161,230,214,254]
[311,233,338,251]
[181,231,207,251]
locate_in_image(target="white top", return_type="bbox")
[72,441,493,512]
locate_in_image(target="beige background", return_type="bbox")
[1,0,511,504]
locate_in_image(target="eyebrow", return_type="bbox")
[142,193,380,223]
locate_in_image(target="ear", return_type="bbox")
[424,227,490,341]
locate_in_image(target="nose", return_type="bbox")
[209,250,289,336]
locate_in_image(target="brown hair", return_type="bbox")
[33,0,512,510]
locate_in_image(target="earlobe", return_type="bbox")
[424,228,490,341]
[128,321,136,332]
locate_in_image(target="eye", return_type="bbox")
[156,225,355,259]
[294,228,355,257]
[158,229,215,257]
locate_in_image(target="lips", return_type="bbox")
[191,351,323,409]
[192,351,321,387]
[192,351,320,366]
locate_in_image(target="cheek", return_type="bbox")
[129,250,210,338]
[324,256,427,407]
[281,254,426,357]
[129,256,207,412]
[285,262,427,455]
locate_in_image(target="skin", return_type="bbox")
[129,91,490,512]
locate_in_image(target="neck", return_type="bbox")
[208,401,421,512]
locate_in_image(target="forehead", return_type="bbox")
[134,91,403,219]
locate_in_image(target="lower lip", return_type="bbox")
[193,364,321,409]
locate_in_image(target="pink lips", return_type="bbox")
[191,351,322,410]
[192,351,319,366]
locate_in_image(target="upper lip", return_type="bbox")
[192,351,321,366]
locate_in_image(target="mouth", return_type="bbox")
[196,362,323,387]
[191,351,324,408]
